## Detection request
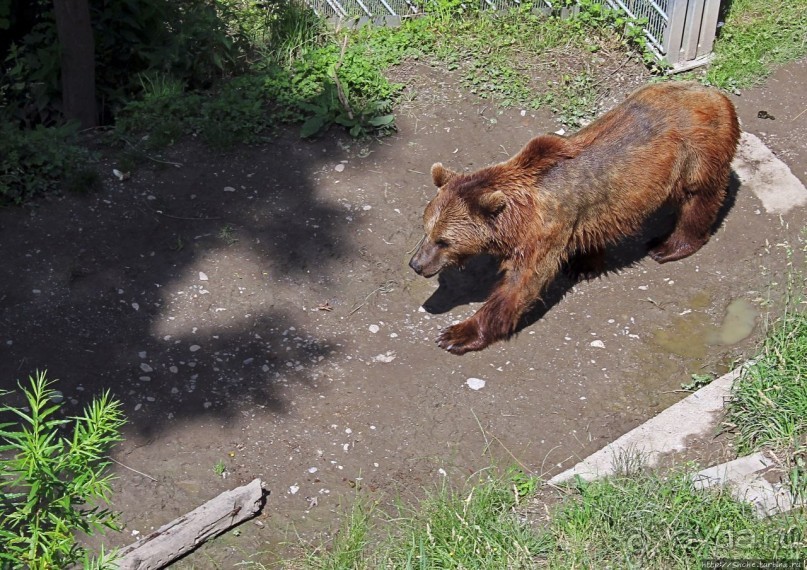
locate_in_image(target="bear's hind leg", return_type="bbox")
[648,175,728,264]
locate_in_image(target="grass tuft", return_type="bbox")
[706,0,807,89]
[537,470,807,568]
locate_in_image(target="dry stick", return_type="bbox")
[332,35,354,121]
[123,138,183,167]
[793,106,807,121]
[406,234,426,255]
[471,409,533,476]
[140,199,221,221]
[110,457,158,482]
[348,280,396,316]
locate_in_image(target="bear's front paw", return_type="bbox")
[437,320,489,355]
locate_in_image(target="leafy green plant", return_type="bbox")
[552,72,597,127]
[0,371,125,569]
[214,459,227,476]
[0,121,98,205]
[197,75,269,147]
[681,373,714,392]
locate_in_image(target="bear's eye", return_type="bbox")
[435,238,450,248]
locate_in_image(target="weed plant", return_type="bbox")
[0,371,125,569]
[0,121,99,205]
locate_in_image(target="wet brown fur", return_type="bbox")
[409,81,741,355]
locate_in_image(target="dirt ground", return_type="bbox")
[1,56,806,567]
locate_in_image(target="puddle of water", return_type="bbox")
[708,298,758,346]
[653,297,759,360]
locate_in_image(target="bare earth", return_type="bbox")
[1,57,806,567]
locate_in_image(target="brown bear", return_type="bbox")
[409,81,740,355]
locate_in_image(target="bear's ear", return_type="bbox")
[477,190,507,215]
[431,163,458,188]
[514,134,576,172]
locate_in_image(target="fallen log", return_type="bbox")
[115,478,269,570]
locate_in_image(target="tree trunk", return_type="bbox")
[52,0,97,128]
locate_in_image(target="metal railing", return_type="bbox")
[304,0,722,71]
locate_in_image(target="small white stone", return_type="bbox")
[199,272,209,281]
[190,345,201,352]
[224,186,235,192]
[131,303,140,311]
[308,467,318,474]
[140,363,153,373]
[289,485,300,495]
[138,351,147,358]
[590,340,605,349]
[368,324,380,334]
[465,378,486,391]
[334,164,345,172]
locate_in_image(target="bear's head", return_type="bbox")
[408,163,508,278]
[409,134,575,278]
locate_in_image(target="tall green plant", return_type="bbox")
[0,371,125,569]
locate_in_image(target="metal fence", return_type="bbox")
[304,0,722,71]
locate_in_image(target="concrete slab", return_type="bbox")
[732,131,807,214]
[549,364,750,484]
[694,452,803,517]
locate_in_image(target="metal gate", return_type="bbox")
[304,0,722,71]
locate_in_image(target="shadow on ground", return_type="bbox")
[0,132,356,435]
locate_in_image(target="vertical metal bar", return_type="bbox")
[696,0,720,58]
[682,0,704,61]
[663,0,689,66]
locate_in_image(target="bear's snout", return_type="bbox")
[409,255,424,275]
[409,239,444,278]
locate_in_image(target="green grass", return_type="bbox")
[537,471,806,569]
[301,498,372,570]
[724,268,807,498]
[706,0,807,89]
[279,469,543,569]
[382,470,543,568]
[278,464,807,569]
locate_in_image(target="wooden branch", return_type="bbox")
[115,478,268,570]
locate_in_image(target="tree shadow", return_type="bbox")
[420,172,741,333]
[0,130,363,437]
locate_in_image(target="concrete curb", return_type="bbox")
[549,364,749,485]
[694,452,804,517]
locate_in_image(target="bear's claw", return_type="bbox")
[437,321,489,355]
